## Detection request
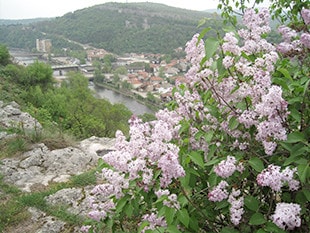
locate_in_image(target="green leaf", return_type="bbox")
[286,132,306,143]
[244,196,259,212]
[248,157,264,172]
[178,195,188,207]
[180,174,190,188]
[303,78,310,96]
[177,209,190,228]
[115,197,127,214]
[207,144,217,158]
[298,163,309,183]
[167,225,182,233]
[279,142,292,152]
[198,27,211,40]
[204,130,214,143]
[273,77,289,91]
[124,203,133,217]
[189,151,205,168]
[284,145,308,166]
[277,67,293,81]
[265,222,286,233]
[255,230,267,233]
[221,227,240,233]
[208,173,218,187]
[289,108,301,123]
[138,221,149,232]
[249,213,266,225]
[189,216,199,231]
[303,188,310,202]
[205,158,220,166]
[205,37,219,60]
[164,207,176,225]
[215,200,229,210]
[228,116,239,130]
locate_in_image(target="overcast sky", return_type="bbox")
[0,0,222,19]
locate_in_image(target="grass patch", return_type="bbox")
[0,135,30,159]
[0,199,30,232]
[0,174,21,195]
[69,170,97,187]
[0,168,96,231]
[0,175,29,232]
[0,125,76,159]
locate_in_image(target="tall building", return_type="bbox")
[36,39,52,53]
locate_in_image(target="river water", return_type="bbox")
[89,83,154,115]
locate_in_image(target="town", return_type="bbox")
[11,38,189,107]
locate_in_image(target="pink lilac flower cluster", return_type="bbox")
[214,156,244,178]
[277,8,310,54]
[301,8,310,25]
[88,110,185,222]
[101,112,185,189]
[180,8,289,155]
[163,193,180,210]
[208,180,229,202]
[80,225,91,233]
[270,203,301,230]
[228,189,244,225]
[208,182,245,225]
[256,164,300,192]
[154,189,180,209]
[88,198,115,222]
[140,212,167,233]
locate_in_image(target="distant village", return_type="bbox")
[29,39,189,103]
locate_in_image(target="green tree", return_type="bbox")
[146,91,157,103]
[93,60,105,83]
[114,66,128,75]
[19,61,54,89]
[0,44,10,66]
[102,54,115,73]
[121,80,132,90]
[3,64,26,84]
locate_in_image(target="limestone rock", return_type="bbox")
[26,207,66,233]
[45,186,94,217]
[0,137,115,192]
[0,101,42,130]
[0,101,117,232]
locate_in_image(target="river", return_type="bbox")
[89,83,154,115]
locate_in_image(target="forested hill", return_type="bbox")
[0,2,222,54]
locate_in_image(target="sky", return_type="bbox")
[0,0,221,19]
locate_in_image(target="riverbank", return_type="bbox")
[93,81,162,113]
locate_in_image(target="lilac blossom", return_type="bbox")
[80,225,91,233]
[88,210,107,222]
[278,26,297,42]
[154,189,170,198]
[208,181,229,202]
[270,203,301,230]
[301,8,310,25]
[214,156,244,178]
[223,55,234,68]
[256,165,299,192]
[223,32,241,55]
[300,33,310,48]
[88,109,185,222]
[228,189,244,225]
[163,193,181,210]
[140,212,167,233]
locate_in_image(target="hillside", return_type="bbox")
[0,2,222,54]
[0,18,52,25]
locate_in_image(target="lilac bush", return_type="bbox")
[84,2,309,232]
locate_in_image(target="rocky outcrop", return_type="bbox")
[0,102,117,232]
[0,101,41,130]
[0,137,115,192]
